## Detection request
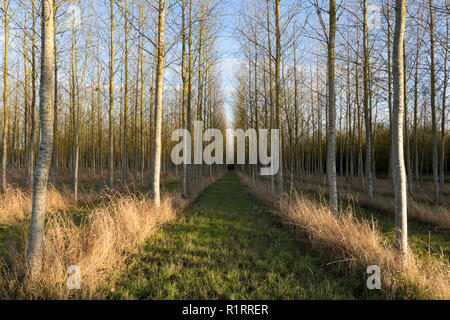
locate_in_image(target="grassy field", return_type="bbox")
[100,172,381,299]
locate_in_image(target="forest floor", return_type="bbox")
[98,171,381,299]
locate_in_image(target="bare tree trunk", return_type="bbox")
[440,10,448,187]
[70,23,79,202]
[392,0,407,259]
[23,0,30,183]
[1,0,9,192]
[97,41,103,180]
[29,0,38,184]
[266,0,275,193]
[108,0,115,189]
[275,0,283,195]
[327,0,338,216]
[51,3,58,186]
[403,40,412,194]
[123,0,129,183]
[363,0,373,198]
[386,0,394,183]
[196,2,205,183]
[186,0,193,192]
[181,0,190,197]
[27,0,55,276]
[139,0,145,183]
[151,0,166,207]
[413,9,420,187]
[429,0,439,199]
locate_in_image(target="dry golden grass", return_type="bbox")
[355,195,450,231]
[0,194,176,299]
[293,180,450,231]
[0,186,72,225]
[0,171,224,299]
[237,171,450,300]
[299,174,450,206]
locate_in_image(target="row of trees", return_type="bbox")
[0,0,227,191]
[232,0,447,258]
[0,0,447,273]
[0,0,227,275]
[233,0,447,197]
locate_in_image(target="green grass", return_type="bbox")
[100,172,381,300]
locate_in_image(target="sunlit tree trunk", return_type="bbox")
[27,0,55,276]
[327,0,338,216]
[151,0,166,207]
[392,0,407,259]
[1,0,9,192]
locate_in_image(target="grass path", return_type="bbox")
[102,171,378,299]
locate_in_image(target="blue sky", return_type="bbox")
[217,0,242,124]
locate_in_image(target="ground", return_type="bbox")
[100,172,381,299]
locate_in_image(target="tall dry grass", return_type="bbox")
[293,180,450,231]
[0,186,72,225]
[299,174,450,206]
[0,171,224,299]
[237,171,450,299]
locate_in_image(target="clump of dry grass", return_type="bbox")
[354,195,450,231]
[0,170,225,299]
[0,194,176,299]
[293,180,450,231]
[237,171,450,300]
[0,186,72,225]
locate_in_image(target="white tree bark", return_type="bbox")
[327,0,338,216]
[1,0,9,192]
[27,0,55,276]
[392,0,408,258]
[151,0,166,207]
